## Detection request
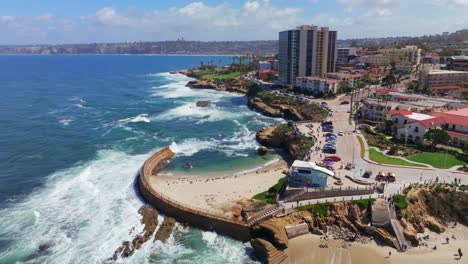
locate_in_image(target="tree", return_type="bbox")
[338,80,348,93]
[424,128,450,148]
[384,120,394,131]
[382,73,397,88]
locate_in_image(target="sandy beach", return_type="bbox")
[286,224,468,264]
[151,159,288,215]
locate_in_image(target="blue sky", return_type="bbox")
[1,0,467,44]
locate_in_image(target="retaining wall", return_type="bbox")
[137,147,251,242]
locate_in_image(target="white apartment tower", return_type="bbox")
[279,25,337,85]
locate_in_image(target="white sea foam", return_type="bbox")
[69,97,87,104]
[59,119,73,126]
[0,150,152,263]
[119,113,151,124]
[149,72,241,101]
[154,102,245,124]
[169,126,257,158]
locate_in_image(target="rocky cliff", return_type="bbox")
[256,124,313,160]
[398,184,468,246]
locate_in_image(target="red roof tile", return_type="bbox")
[446,130,468,138]
[417,117,446,128]
[432,108,468,126]
[389,110,412,116]
[431,85,461,91]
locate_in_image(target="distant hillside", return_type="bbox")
[1,28,466,56]
[0,40,278,56]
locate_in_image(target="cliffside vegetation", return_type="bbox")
[247,84,328,121]
[256,123,314,160]
[252,177,287,204]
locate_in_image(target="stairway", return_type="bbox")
[389,205,410,251]
[248,207,281,226]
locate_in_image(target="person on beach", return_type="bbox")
[388,251,391,258]
[458,248,463,258]
[446,237,449,244]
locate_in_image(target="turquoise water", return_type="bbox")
[0,55,281,263]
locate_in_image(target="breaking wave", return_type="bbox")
[119,114,151,124]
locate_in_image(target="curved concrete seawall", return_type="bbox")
[137,146,251,242]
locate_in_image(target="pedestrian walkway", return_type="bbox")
[281,193,381,210]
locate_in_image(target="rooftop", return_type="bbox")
[427,70,468,75]
[432,85,461,91]
[291,160,334,176]
[406,112,434,121]
[450,56,468,61]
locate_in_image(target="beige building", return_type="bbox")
[420,70,468,91]
[279,25,337,85]
[296,76,339,94]
[360,46,421,74]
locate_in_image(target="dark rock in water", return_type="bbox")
[250,238,289,264]
[38,243,53,256]
[154,217,176,243]
[186,80,217,90]
[196,101,210,107]
[112,206,159,260]
[257,146,268,155]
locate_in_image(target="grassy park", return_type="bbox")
[368,148,427,167]
[407,152,465,169]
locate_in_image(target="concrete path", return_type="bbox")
[324,97,467,187]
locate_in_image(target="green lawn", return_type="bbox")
[252,177,287,204]
[368,148,427,167]
[357,136,365,158]
[203,71,240,80]
[407,152,465,169]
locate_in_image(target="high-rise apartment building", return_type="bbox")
[279,25,337,85]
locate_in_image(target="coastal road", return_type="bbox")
[326,97,466,191]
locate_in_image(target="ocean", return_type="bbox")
[0,55,281,263]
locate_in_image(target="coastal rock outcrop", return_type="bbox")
[251,218,289,250]
[154,217,176,243]
[250,238,289,264]
[196,101,210,107]
[257,146,268,155]
[186,80,218,90]
[256,124,313,160]
[249,98,282,117]
[113,206,159,260]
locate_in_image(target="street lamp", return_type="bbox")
[444,140,451,168]
[404,128,409,153]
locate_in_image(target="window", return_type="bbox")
[404,120,407,124]
[415,127,419,132]
[298,169,312,174]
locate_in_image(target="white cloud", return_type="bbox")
[0,0,467,45]
[435,0,468,7]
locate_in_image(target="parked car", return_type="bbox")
[325,156,341,162]
[340,100,350,105]
[338,131,344,136]
[387,172,396,182]
[323,148,336,154]
[363,170,372,178]
[376,172,385,181]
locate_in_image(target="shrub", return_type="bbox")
[393,194,408,210]
[353,198,376,210]
[408,196,419,204]
[253,177,287,204]
[296,203,329,217]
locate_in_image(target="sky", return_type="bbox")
[0,0,467,45]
